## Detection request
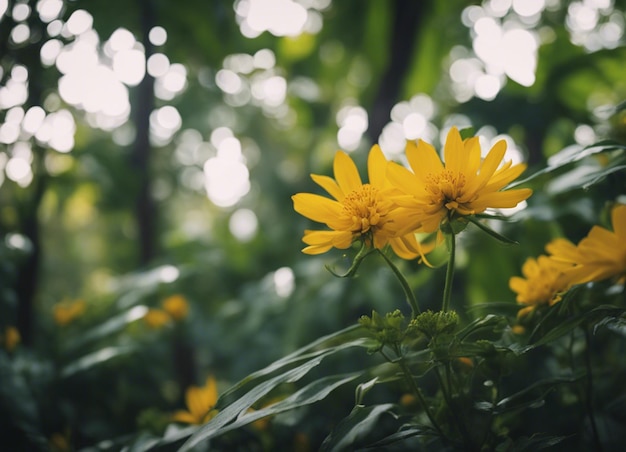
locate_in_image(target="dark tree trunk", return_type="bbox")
[14,0,47,346]
[131,0,157,265]
[367,0,427,143]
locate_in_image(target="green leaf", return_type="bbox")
[496,433,567,451]
[581,164,626,190]
[187,372,361,451]
[319,403,397,452]
[459,127,476,140]
[457,314,507,341]
[466,216,518,245]
[508,141,626,188]
[61,345,136,377]
[493,373,584,415]
[528,305,625,348]
[364,425,441,450]
[179,371,363,451]
[218,324,369,401]
[149,326,371,451]
[65,305,148,352]
[0,354,49,450]
[354,376,379,405]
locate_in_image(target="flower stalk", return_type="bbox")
[377,249,421,317]
[442,232,456,312]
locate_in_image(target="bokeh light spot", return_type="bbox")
[149,26,167,46]
[229,208,258,242]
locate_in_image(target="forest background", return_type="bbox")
[1,0,626,450]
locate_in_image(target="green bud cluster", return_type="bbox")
[409,309,459,339]
[359,309,407,346]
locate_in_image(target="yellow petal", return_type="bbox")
[465,139,506,193]
[443,127,465,173]
[303,229,351,246]
[387,162,425,197]
[311,174,344,201]
[185,386,204,418]
[302,230,353,254]
[172,410,199,424]
[508,276,528,294]
[546,238,580,263]
[406,139,443,184]
[367,145,388,187]
[463,136,482,176]
[611,204,626,238]
[292,193,343,224]
[334,151,362,194]
[482,163,527,192]
[517,305,536,318]
[204,376,219,407]
[470,188,532,211]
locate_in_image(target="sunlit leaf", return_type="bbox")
[149,326,372,450]
[179,371,363,451]
[61,346,136,378]
[65,306,148,352]
[183,373,361,451]
[509,141,626,187]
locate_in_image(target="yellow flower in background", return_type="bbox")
[292,145,433,260]
[162,294,189,321]
[172,376,219,425]
[2,326,21,352]
[143,308,171,329]
[49,429,71,452]
[552,204,626,286]
[509,255,572,317]
[387,127,533,234]
[53,299,87,326]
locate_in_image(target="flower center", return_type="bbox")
[426,170,467,211]
[342,184,385,234]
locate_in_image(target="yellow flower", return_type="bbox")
[509,254,572,317]
[2,326,21,352]
[49,429,71,452]
[53,299,87,326]
[292,145,432,259]
[143,308,171,329]
[387,127,533,233]
[172,376,219,425]
[551,204,626,285]
[162,294,189,321]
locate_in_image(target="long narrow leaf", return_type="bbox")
[320,403,397,452]
[182,373,361,451]
[179,369,362,450]
[150,334,371,451]
[219,325,367,400]
[61,346,135,378]
[508,141,626,188]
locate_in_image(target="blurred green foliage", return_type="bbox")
[1,0,626,450]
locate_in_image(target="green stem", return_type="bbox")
[442,233,456,312]
[583,326,603,452]
[377,249,420,317]
[435,364,471,446]
[326,241,373,278]
[397,355,446,440]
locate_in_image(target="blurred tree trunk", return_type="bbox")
[367,0,427,143]
[132,0,157,266]
[132,0,197,390]
[12,0,47,346]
